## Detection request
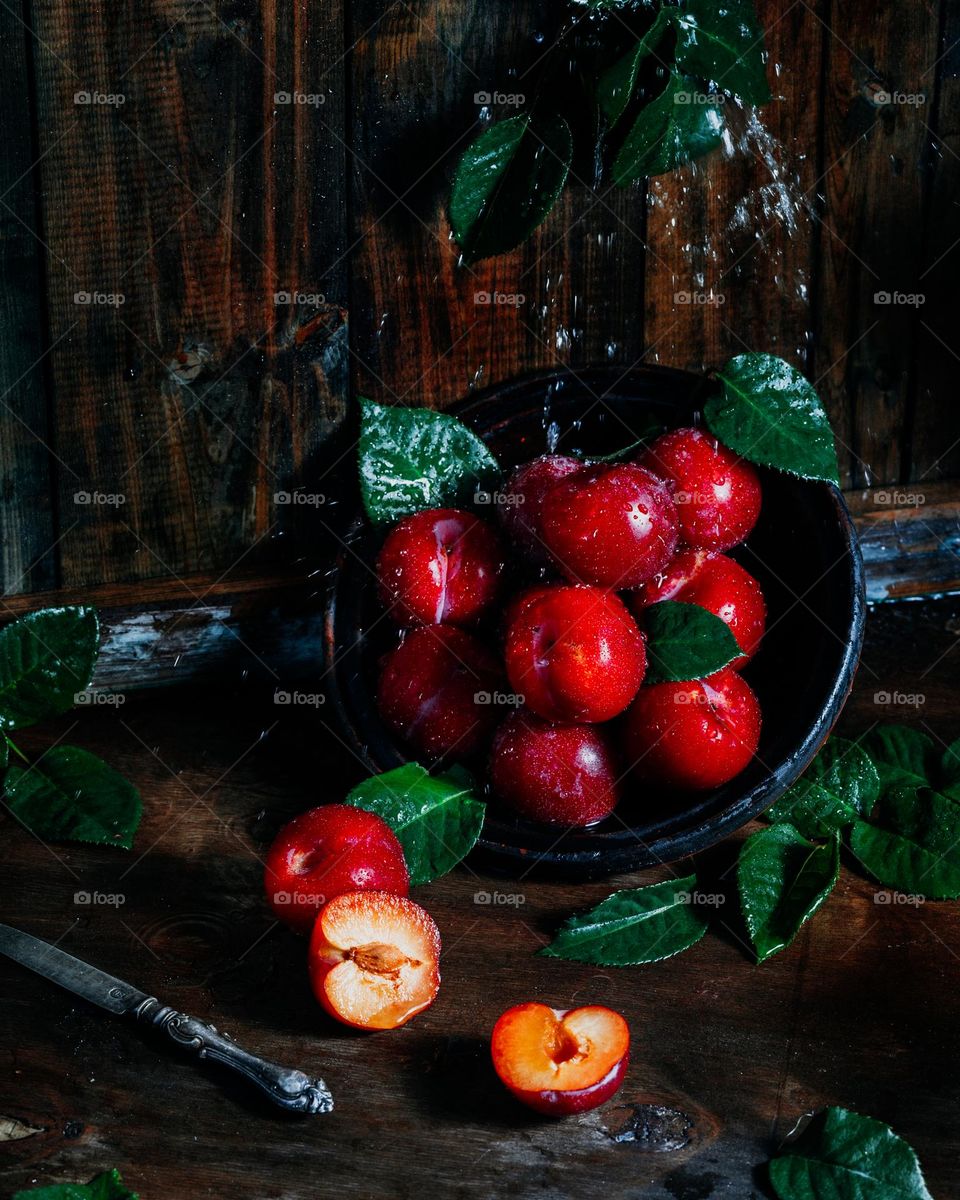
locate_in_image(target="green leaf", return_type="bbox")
[708,354,839,484]
[538,874,710,966]
[941,737,960,791]
[0,607,100,730]
[769,1105,933,1200]
[738,825,839,963]
[861,725,936,794]
[13,1168,138,1200]
[5,746,142,850]
[847,785,960,898]
[671,0,771,106]
[358,397,501,525]
[766,737,880,839]
[450,114,573,263]
[613,70,725,185]
[643,600,741,683]
[598,8,673,128]
[345,763,485,886]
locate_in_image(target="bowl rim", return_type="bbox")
[324,364,866,879]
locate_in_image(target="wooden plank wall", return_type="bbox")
[0,0,957,603]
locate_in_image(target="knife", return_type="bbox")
[0,923,333,1114]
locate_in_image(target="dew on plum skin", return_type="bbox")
[377,508,503,627]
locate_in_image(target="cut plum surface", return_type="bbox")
[491,1003,630,1115]
[309,891,441,1030]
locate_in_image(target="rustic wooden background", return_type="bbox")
[3,4,960,1197]
[1,0,958,607]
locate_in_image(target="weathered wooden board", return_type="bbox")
[848,480,960,603]
[643,0,825,401]
[909,0,960,485]
[17,0,348,592]
[0,0,958,602]
[814,0,941,490]
[1,596,959,1199]
[0,0,58,595]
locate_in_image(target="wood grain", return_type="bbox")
[908,0,960,484]
[1,597,959,1198]
[0,0,58,595]
[23,0,348,589]
[642,1,825,392]
[814,0,941,489]
[346,0,647,410]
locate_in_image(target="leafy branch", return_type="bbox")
[450,0,771,262]
[0,607,142,850]
[538,725,960,968]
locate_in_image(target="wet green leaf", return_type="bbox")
[861,724,937,794]
[450,114,573,263]
[539,874,710,966]
[346,763,485,885]
[738,825,839,963]
[13,1169,138,1200]
[708,354,839,484]
[766,737,879,838]
[643,600,741,683]
[5,746,142,850]
[358,397,501,526]
[613,70,725,184]
[847,784,960,898]
[598,8,673,128]
[769,1106,933,1200]
[0,607,100,730]
[671,0,771,106]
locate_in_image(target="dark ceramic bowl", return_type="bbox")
[325,366,865,880]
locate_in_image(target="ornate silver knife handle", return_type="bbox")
[135,998,333,1114]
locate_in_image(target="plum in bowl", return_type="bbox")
[325,366,865,880]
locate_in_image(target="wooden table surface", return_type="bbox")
[2,594,959,1200]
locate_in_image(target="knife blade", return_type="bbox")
[0,923,149,1015]
[0,922,333,1114]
